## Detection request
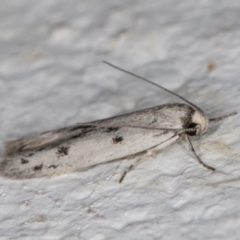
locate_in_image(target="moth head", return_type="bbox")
[191,110,209,135]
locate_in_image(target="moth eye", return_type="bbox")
[187,123,197,136]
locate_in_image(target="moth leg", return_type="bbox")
[119,134,181,183]
[119,157,143,183]
[146,133,182,159]
[185,135,215,171]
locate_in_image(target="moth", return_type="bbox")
[0,62,236,181]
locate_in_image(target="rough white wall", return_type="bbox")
[1,0,240,239]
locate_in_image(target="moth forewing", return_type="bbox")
[2,103,195,179]
[2,123,178,179]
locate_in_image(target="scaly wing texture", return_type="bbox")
[4,103,193,156]
[1,103,192,178]
[2,127,180,179]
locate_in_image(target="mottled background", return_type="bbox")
[0,0,240,239]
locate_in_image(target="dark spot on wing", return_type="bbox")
[68,126,97,140]
[48,164,58,169]
[106,127,119,132]
[112,136,123,144]
[33,164,43,171]
[68,135,80,140]
[21,158,29,164]
[19,144,27,152]
[151,117,157,123]
[56,146,69,157]
[26,153,35,157]
[69,125,95,132]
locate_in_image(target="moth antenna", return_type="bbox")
[209,112,237,122]
[103,61,202,112]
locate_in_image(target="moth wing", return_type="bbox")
[2,127,180,179]
[92,104,194,129]
[4,104,191,157]
[4,125,98,156]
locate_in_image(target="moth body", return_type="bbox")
[2,103,202,179]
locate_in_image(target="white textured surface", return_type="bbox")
[1,0,240,239]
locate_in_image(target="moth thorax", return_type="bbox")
[191,110,209,135]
